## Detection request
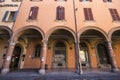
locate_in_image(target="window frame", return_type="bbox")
[33,44,41,58]
[56,6,65,20]
[0,0,5,2]
[30,0,42,1]
[12,0,21,2]
[28,6,39,20]
[80,0,92,2]
[109,8,120,21]
[103,0,112,2]
[83,8,94,21]
[2,11,18,22]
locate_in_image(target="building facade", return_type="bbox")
[0,0,21,73]
[1,0,120,74]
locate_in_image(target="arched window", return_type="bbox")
[28,6,39,20]
[33,44,41,58]
[56,6,65,20]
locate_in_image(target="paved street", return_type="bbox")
[0,69,120,80]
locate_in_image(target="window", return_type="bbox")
[30,0,42,1]
[55,0,67,1]
[103,0,112,2]
[2,11,18,22]
[84,8,94,21]
[28,6,39,20]
[109,8,120,21]
[12,0,21,2]
[56,6,65,20]
[33,44,41,58]
[0,0,4,2]
[80,0,92,2]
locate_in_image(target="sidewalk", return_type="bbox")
[0,69,120,80]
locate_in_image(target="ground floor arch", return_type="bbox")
[79,28,112,70]
[110,27,120,69]
[0,26,11,70]
[46,28,76,70]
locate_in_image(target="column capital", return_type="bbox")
[42,39,48,44]
[107,40,112,43]
[9,42,16,46]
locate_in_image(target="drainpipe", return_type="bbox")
[72,0,83,75]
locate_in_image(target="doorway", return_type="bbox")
[97,43,110,68]
[10,45,22,69]
[79,43,90,68]
[52,41,67,69]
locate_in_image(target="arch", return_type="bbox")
[12,25,45,41]
[108,26,120,41]
[0,26,12,37]
[46,26,76,41]
[78,26,109,41]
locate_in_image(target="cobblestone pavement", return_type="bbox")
[0,70,120,80]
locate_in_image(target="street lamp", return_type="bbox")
[72,0,83,75]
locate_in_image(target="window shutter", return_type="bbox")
[2,11,9,22]
[0,0,4,2]
[109,9,116,20]
[29,7,34,19]
[84,8,89,20]
[13,11,18,21]
[33,7,39,20]
[80,0,83,2]
[61,7,65,20]
[56,6,59,20]
[103,0,106,2]
[109,0,112,2]
[89,0,92,2]
[56,6,61,20]
[114,9,120,20]
[88,8,94,20]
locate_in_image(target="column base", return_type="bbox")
[39,69,45,75]
[1,68,9,75]
[76,69,83,75]
[111,68,119,72]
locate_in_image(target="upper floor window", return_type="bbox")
[33,44,41,58]
[103,0,112,2]
[28,6,39,20]
[12,0,21,2]
[2,11,18,22]
[55,0,67,1]
[109,8,120,21]
[80,0,92,2]
[84,8,94,21]
[56,6,65,20]
[30,0,42,1]
[0,0,5,2]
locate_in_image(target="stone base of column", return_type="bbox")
[39,69,45,75]
[1,68,9,75]
[76,69,83,75]
[111,68,119,72]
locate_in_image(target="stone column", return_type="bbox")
[107,41,118,72]
[1,41,15,74]
[39,40,47,75]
